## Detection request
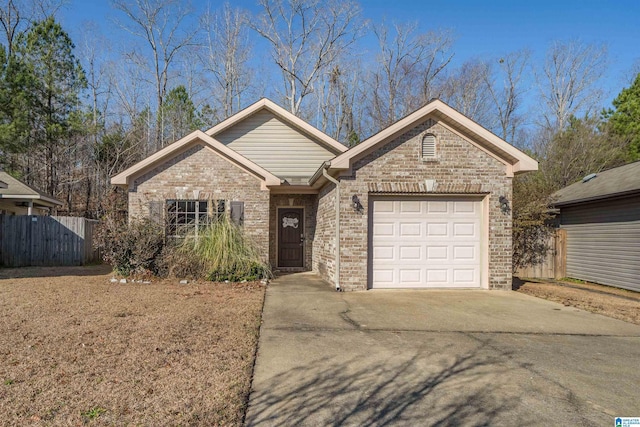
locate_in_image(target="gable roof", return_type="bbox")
[111,130,282,187]
[313,99,537,184]
[552,161,640,206]
[205,98,347,155]
[0,171,62,206]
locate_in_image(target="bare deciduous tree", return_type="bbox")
[367,21,453,129]
[252,0,362,116]
[537,40,608,131]
[0,0,66,55]
[483,49,530,142]
[201,2,253,120]
[0,0,22,55]
[440,59,493,128]
[112,0,198,148]
[315,60,364,144]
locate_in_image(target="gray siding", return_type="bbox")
[214,110,338,179]
[560,197,640,292]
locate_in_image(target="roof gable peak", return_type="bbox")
[205,98,347,154]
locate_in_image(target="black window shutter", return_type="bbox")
[149,201,164,224]
[230,201,244,225]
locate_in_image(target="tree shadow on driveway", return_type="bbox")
[245,340,529,426]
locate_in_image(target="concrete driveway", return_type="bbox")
[245,273,640,426]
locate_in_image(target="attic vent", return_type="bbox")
[582,173,597,183]
[422,134,436,159]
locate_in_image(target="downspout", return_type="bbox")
[322,167,341,291]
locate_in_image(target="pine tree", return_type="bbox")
[10,17,87,194]
[605,73,640,160]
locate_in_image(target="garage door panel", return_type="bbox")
[373,245,394,260]
[427,223,448,236]
[426,246,448,260]
[400,246,422,260]
[427,201,448,213]
[371,198,482,289]
[373,269,394,283]
[453,222,477,237]
[426,269,449,283]
[454,201,476,213]
[453,269,476,283]
[453,245,476,260]
[399,222,421,236]
[400,269,421,283]
[400,201,421,213]
[373,222,394,236]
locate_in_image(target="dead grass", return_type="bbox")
[0,265,265,426]
[515,278,640,325]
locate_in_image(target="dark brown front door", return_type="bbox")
[278,208,304,267]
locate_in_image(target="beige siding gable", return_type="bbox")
[213,110,338,179]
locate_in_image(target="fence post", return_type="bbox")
[554,229,567,279]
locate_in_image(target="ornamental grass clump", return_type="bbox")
[180,216,271,282]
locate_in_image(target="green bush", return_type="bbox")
[178,216,271,282]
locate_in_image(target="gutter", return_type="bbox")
[308,160,331,186]
[322,165,341,291]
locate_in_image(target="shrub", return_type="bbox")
[178,216,271,282]
[95,216,165,277]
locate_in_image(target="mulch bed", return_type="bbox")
[0,265,265,426]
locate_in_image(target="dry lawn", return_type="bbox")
[515,278,640,325]
[0,265,265,426]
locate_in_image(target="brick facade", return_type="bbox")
[312,183,337,283]
[128,143,271,259]
[127,118,514,291]
[331,118,512,291]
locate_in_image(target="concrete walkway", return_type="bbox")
[245,272,640,426]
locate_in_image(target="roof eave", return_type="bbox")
[110,130,283,188]
[329,99,538,176]
[0,194,63,206]
[553,188,640,207]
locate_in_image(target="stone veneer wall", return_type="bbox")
[269,194,316,270]
[128,143,271,258]
[335,118,512,291]
[312,183,337,283]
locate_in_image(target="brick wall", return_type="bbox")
[334,118,512,291]
[128,143,271,258]
[312,183,337,283]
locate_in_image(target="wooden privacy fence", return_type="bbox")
[0,215,100,267]
[515,229,566,279]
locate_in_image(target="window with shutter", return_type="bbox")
[149,201,164,224]
[422,134,436,159]
[166,199,220,238]
[230,201,244,226]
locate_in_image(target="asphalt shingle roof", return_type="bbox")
[0,171,62,205]
[552,161,640,206]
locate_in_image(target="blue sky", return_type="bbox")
[60,0,640,106]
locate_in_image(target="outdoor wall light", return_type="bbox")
[499,196,510,214]
[352,194,364,213]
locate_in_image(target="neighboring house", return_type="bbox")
[0,171,62,215]
[112,98,537,291]
[552,161,640,292]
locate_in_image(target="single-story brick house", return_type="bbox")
[112,98,537,291]
[552,161,640,292]
[0,171,62,215]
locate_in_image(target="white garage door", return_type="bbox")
[371,198,483,288]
